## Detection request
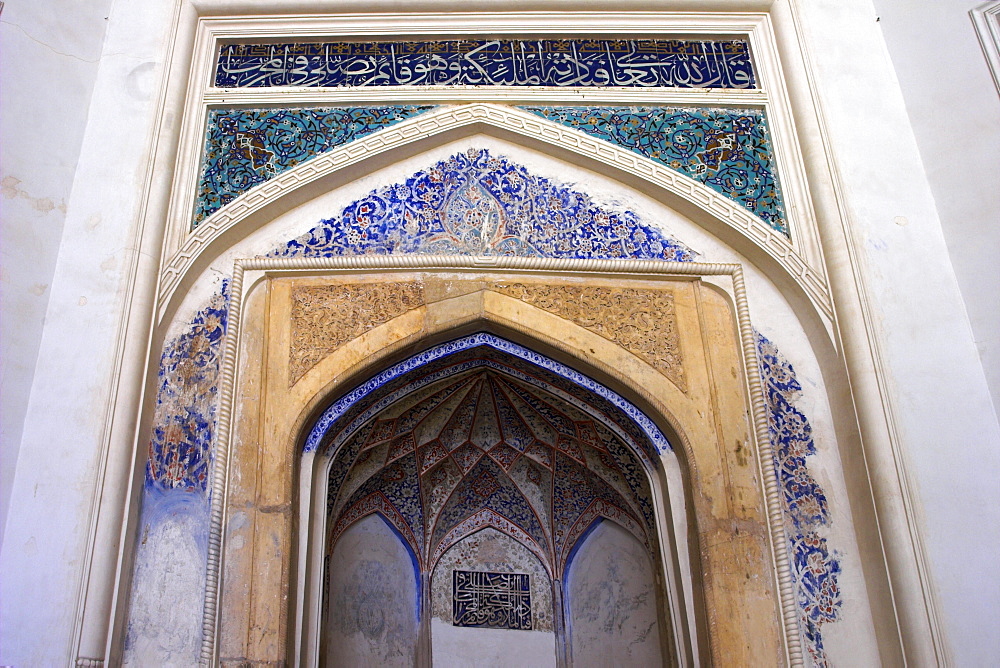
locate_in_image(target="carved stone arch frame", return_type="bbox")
[210,255,799,666]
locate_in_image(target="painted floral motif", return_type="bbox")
[269,148,695,261]
[522,106,787,235]
[194,106,433,226]
[758,332,842,666]
[146,283,229,491]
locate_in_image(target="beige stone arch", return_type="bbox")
[217,265,786,666]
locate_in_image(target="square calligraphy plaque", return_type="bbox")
[452,570,532,630]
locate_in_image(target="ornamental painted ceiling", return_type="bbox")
[323,345,660,580]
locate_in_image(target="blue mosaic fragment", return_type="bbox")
[522,106,787,235]
[216,39,755,89]
[757,332,842,666]
[270,148,696,261]
[194,106,434,227]
[146,281,230,492]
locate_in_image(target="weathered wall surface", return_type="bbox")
[0,0,112,540]
[325,514,420,667]
[565,520,663,667]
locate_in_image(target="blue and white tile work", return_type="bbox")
[126,281,230,664]
[194,106,434,227]
[146,282,230,492]
[522,106,787,235]
[269,148,696,261]
[215,39,756,89]
[757,332,842,667]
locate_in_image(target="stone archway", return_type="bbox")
[217,268,785,666]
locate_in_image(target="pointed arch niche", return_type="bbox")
[215,263,789,666]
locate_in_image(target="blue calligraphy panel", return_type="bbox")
[216,39,756,89]
[453,570,532,630]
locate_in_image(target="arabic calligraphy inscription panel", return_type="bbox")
[216,39,756,89]
[452,570,532,631]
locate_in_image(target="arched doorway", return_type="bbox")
[217,269,785,667]
[308,338,680,666]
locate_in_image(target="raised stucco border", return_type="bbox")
[202,254,802,666]
[972,1,1000,95]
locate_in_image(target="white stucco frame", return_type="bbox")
[64,4,948,666]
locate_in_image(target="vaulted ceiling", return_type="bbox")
[324,346,660,578]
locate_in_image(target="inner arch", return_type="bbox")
[312,336,680,665]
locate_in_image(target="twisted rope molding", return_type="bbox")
[197,254,802,666]
[158,103,831,324]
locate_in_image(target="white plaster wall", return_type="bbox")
[0,0,175,664]
[791,0,1000,662]
[0,0,113,539]
[873,0,1000,419]
[325,514,420,667]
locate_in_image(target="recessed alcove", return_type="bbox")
[314,347,675,665]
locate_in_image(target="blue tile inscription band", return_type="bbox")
[215,39,756,89]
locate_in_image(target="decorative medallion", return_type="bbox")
[270,149,695,261]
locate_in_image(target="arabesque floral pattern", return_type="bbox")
[758,332,842,666]
[194,106,433,226]
[146,283,229,491]
[522,106,787,235]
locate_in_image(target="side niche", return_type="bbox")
[324,513,420,667]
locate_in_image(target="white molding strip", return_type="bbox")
[972,1,1000,95]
